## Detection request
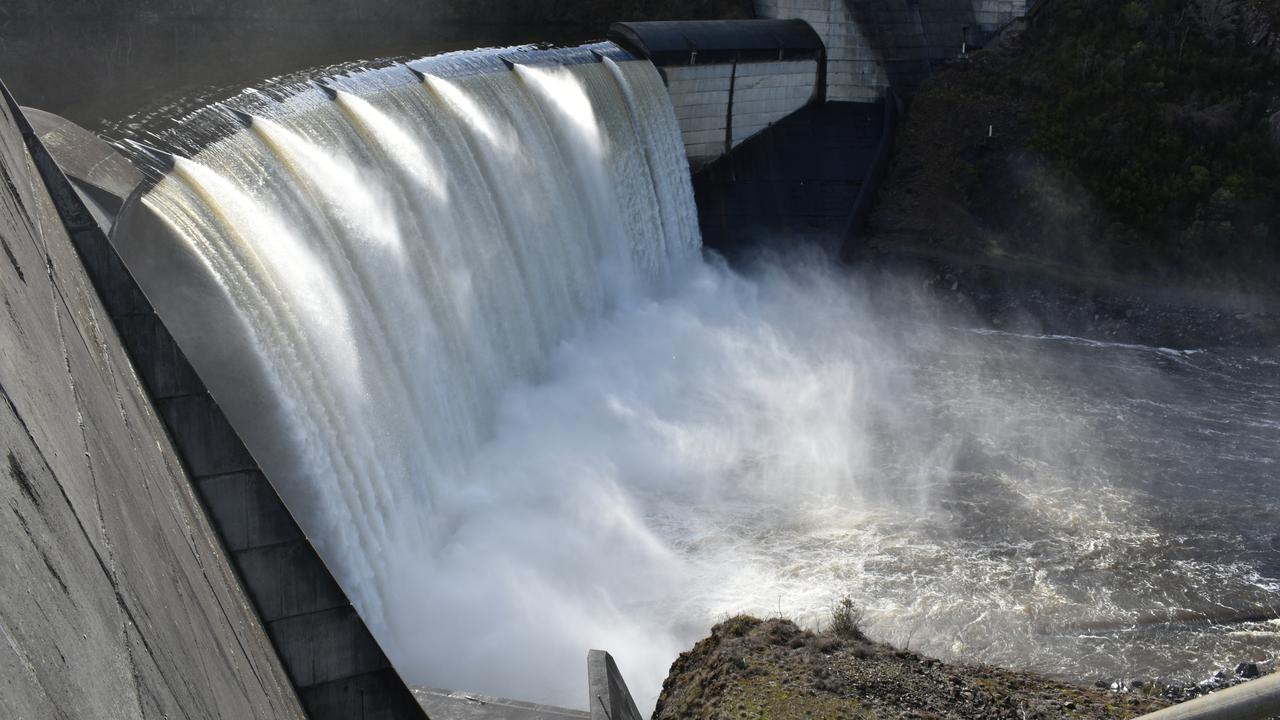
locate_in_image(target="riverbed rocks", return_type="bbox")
[1106,660,1279,703]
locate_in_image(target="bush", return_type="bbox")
[830,598,868,641]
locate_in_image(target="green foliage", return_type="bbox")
[1034,0,1280,280]
[1121,1,1151,29]
[830,597,868,641]
[899,0,1280,290]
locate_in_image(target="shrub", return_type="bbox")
[830,598,868,641]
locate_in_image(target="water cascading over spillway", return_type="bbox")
[116,34,1280,717]
[134,43,702,700]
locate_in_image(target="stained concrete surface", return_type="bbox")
[416,688,589,720]
[22,106,142,230]
[0,85,305,719]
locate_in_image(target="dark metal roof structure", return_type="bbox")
[608,19,825,65]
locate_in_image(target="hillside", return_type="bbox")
[870,0,1280,295]
[653,616,1172,719]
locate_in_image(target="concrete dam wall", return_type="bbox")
[0,82,303,720]
[1,23,841,716]
[756,0,1030,99]
[611,20,825,169]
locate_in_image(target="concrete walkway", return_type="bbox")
[416,688,588,720]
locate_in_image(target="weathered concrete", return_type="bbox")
[610,20,826,168]
[1134,673,1280,720]
[756,0,1029,99]
[587,650,644,720]
[23,106,142,230]
[0,80,304,720]
[666,59,820,167]
[416,688,589,720]
[839,90,899,259]
[756,0,888,100]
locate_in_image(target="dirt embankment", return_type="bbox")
[654,616,1172,720]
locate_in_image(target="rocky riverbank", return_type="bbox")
[654,615,1275,719]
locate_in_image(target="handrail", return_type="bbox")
[1134,673,1280,720]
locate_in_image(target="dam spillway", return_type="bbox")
[115,42,703,708]
[7,11,1279,719]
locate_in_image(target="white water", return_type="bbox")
[137,46,1280,715]
[141,48,707,708]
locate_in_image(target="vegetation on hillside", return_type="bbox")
[875,0,1280,293]
[653,615,1169,719]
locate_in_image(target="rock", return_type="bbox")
[654,616,1169,719]
[1236,662,1260,678]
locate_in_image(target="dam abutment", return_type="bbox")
[6,79,428,719]
[1,79,307,720]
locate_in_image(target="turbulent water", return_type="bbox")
[133,44,1280,713]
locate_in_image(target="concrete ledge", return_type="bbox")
[416,688,589,719]
[610,19,823,66]
[587,650,643,720]
[197,471,305,551]
[268,606,393,687]
[22,107,141,229]
[304,670,432,720]
[1135,673,1280,720]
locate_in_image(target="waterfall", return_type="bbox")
[137,43,701,696]
[113,36,1280,717]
